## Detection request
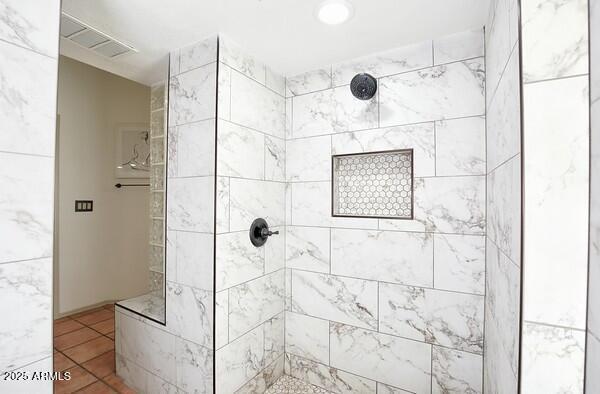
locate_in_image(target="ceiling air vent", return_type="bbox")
[60,12,136,59]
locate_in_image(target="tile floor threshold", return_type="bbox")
[265,375,333,394]
[53,303,134,393]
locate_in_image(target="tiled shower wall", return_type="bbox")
[520,0,590,391]
[284,30,486,393]
[587,0,600,391]
[115,36,217,393]
[0,0,60,392]
[214,36,287,393]
[483,0,522,393]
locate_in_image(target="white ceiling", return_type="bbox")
[61,0,490,86]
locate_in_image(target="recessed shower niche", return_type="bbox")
[332,149,413,219]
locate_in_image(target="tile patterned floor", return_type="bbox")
[53,303,134,394]
[265,375,333,394]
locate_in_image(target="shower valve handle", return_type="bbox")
[249,218,278,247]
[260,228,279,237]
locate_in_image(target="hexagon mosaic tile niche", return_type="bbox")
[332,149,413,219]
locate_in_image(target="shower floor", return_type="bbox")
[265,375,332,393]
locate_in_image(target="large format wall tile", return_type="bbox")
[265,136,286,182]
[331,229,433,287]
[167,176,214,233]
[169,62,217,126]
[331,40,433,87]
[220,36,266,84]
[216,325,264,393]
[486,0,514,104]
[216,231,264,290]
[178,35,217,74]
[329,323,431,393]
[379,59,484,127]
[433,29,484,64]
[435,116,486,176]
[229,178,285,232]
[286,226,330,273]
[432,346,482,394]
[522,0,588,82]
[291,270,378,330]
[331,123,435,177]
[0,258,51,372]
[171,119,215,177]
[433,234,486,295]
[175,337,213,393]
[287,68,332,96]
[0,152,54,263]
[286,135,332,181]
[0,41,57,156]
[379,283,484,353]
[285,312,329,365]
[175,231,213,291]
[218,119,265,179]
[167,282,213,348]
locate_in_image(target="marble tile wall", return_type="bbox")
[285,29,486,394]
[214,35,286,393]
[484,0,522,393]
[587,0,600,391]
[521,0,589,392]
[0,0,60,392]
[116,35,218,393]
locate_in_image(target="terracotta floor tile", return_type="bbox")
[73,309,114,326]
[106,332,115,340]
[54,319,85,337]
[54,366,97,394]
[54,351,76,372]
[90,318,114,335]
[76,380,117,393]
[63,337,114,364]
[82,350,115,378]
[103,374,136,394]
[55,327,102,351]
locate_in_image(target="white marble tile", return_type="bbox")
[118,312,177,384]
[216,290,229,349]
[586,329,600,393]
[0,0,60,57]
[291,270,377,330]
[287,353,376,394]
[167,176,214,233]
[175,231,213,292]
[265,136,286,182]
[379,176,486,235]
[218,119,264,179]
[116,354,148,393]
[167,282,213,348]
[287,68,332,96]
[432,346,482,394]
[264,313,284,366]
[229,271,284,340]
[0,153,54,263]
[487,155,521,265]
[486,47,521,171]
[266,67,286,96]
[331,123,435,177]
[332,40,433,87]
[218,62,232,120]
[173,119,215,177]
[216,176,230,234]
[330,323,431,393]
[285,312,329,365]
[379,282,484,353]
[265,226,284,274]
[331,229,433,287]
[219,35,266,84]
[169,50,180,77]
[290,182,378,229]
[433,234,485,295]
[169,62,216,126]
[285,268,292,312]
[379,59,485,127]
[433,29,484,64]
[521,322,585,393]
[286,226,330,273]
[486,0,513,104]
[179,35,217,74]
[376,383,413,394]
[0,41,57,156]
[435,116,485,176]
[229,178,285,232]
[292,86,378,138]
[216,231,264,291]
[484,239,520,392]
[175,338,213,393]
[216,324,264,393]
[287,136,332,181]
[230,70,285,138]
[238,355,284,394]
[0,259,51,372]
[285,97,293,139]
[522,0,588,82]
[0,356,52,393]
[523,76,588,328]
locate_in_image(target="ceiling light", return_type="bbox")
[316,0,354,25]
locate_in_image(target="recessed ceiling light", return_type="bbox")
[316,0,354,25]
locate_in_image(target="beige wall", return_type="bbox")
[56,56,151,315]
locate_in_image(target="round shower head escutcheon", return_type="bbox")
[350,73,377,100]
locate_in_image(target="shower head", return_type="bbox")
[350,73,377,100]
